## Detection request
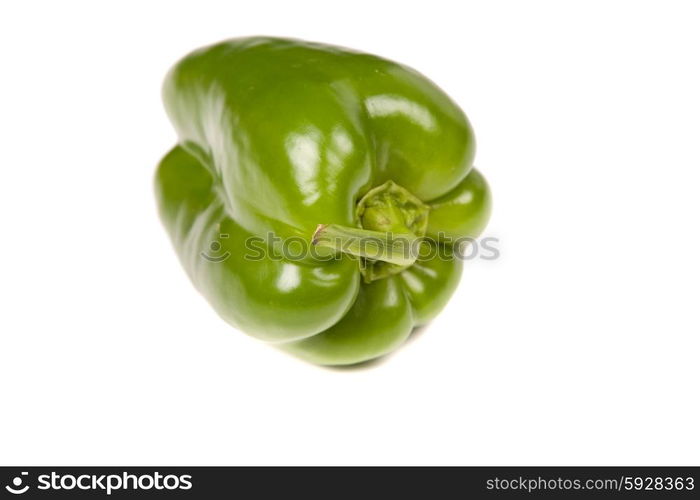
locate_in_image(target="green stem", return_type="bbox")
[312,224,420,266]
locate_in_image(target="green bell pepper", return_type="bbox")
[155,37,491,365]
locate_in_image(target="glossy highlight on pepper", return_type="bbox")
[155,37,492,365]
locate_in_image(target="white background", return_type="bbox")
[1,0,698,465]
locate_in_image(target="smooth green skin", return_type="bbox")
[155,37,492,365]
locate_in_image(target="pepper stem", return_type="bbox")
[312,224,420,266]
